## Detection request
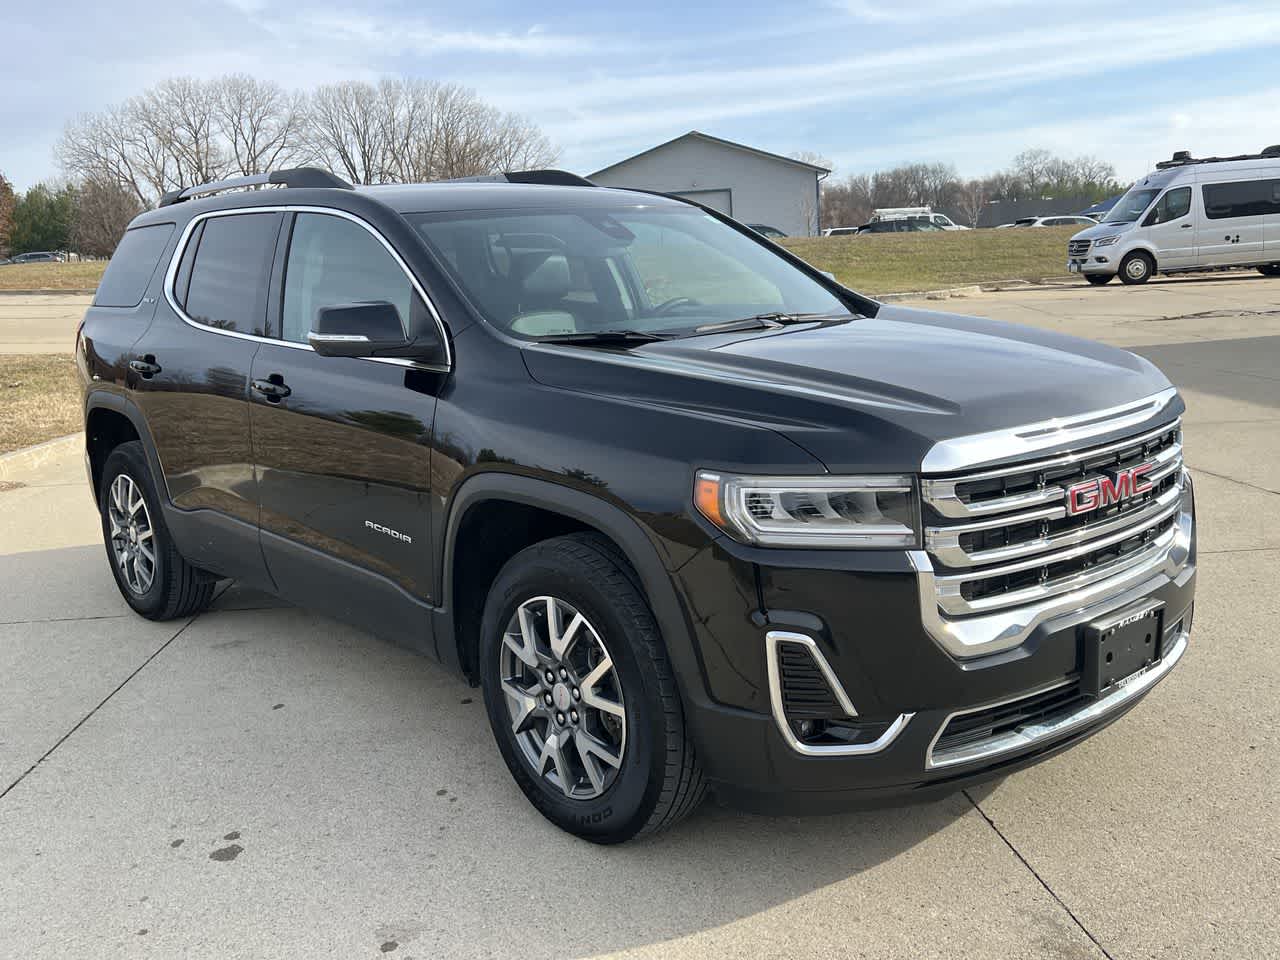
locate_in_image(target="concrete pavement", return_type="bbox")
[1,277,1278,958]
[0,294,90,354]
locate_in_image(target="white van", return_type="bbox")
[1068,146,1280,284]
[871,207,969,230]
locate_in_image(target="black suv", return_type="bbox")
[78,167,1196,843]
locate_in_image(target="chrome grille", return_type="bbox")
[922,422,1183,617]
[1068,239,1091,257]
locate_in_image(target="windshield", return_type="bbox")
[1103,187,1161,224]
[408,205,848,339]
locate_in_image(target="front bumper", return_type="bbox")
[676,479,1196,814]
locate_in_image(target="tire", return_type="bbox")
[99,441,216,620]
[1119,251,1154,284]
[1085,273,1113,285]
[479,532,704,843]
[1259,264,1280,277]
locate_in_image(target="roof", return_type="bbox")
[590,131,831,179]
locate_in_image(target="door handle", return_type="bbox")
[129,356,161,378]
[251,375,292,402]
[1180,223,1192,229]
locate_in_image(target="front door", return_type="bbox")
[249,211,442,629]
[1141,185,1195,270]
[1197,178,1266,265]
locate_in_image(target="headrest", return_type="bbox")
[521,254,570,298]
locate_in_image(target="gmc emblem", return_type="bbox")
[1065,463,1155,515]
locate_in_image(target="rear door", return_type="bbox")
[1263,177,1280,259]
[1197,177,1267,265]
[1141,186,1195,269]
[249,210,441,617]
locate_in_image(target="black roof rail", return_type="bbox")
[441,169,596,187]
[1155,146,1280,169]
[157,167,354,207]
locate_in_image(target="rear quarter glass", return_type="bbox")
[93,223,176,308]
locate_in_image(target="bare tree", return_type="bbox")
[212,74,309,175]
[0,172,15,257]
[70,178,143,257]
[304,80,389,184]
[956,179,988,228]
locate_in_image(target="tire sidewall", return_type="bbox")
[99,442,170,616]
[479,543,666,842]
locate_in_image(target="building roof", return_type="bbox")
[589,131,831,179]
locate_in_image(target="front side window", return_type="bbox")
[183,213,281,335]
[1103,187,1161,224]
[1145,187,1192,225]
[280,213,415,344]
[410,205,847,339]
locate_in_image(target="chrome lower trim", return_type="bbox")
[926,626,1189,769]
[764,631,913,757]
[920,389,1179,474]
[911,487,1193,658]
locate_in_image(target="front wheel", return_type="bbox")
[1119,251,1154,284]
[1259,264,1280,277]
[479,533,704,843]
[99,441,216,620]
[1085,273,1113,286]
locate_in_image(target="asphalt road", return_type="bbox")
[0,277,1277,959]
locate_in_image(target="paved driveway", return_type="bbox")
[1,277,1277,958]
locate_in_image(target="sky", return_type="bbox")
[4,0,1280,192]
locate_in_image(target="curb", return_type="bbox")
[877,277,1082,302]
[0,289,97,297]
[0,433,83,482]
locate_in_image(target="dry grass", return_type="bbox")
[781,226,1079,295]
[0,226,1080,299]
[0,355,81,455]
[0,261,106,291]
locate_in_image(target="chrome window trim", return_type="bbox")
[909,487,1193,658]
[920,388,1178,474]
[925,625,1189,769]
[764,631,914,757]
[162,205,452,372]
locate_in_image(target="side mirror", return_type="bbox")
[308,301,444,364]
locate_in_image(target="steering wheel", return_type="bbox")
[651,297,700,315]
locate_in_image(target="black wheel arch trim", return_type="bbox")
[83,389,171,504]
[436,471,716,710]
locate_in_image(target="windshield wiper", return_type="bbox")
[686,312,845,337]
[535,329,671,346]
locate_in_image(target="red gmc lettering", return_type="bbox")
[1065,463,1155,515]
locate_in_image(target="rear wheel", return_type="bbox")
[1085,273,1113,285]
[479,533,704,843]
[99,442,216,620]
[1259,264,1280,276]
[1119,251,1154,284]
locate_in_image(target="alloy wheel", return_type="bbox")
[107,474,156,595]
[498,595,627,800]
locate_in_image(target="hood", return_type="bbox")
[1072,219,1137,241]
[521,305,1178,474]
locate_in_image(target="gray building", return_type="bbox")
[589,131,829,237]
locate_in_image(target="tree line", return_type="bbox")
[821,149,1124,228]
[1,73,559,259]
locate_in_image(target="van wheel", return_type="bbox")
[1259,264,1280,277]
[1085,274,1113,285]
[99,442,217,620]
[479,533,704,843]
[1119,251,1154,284]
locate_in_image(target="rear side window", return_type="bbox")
[1202,179,1280,219]
[183,213,281,336]
[280,213,413,344]
[93,224,175,308]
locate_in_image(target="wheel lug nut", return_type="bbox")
[556,712,566,725]
[572,688,581,700]
[544,670,555,684]
[570,710,579,723]
[559,667,568,680]
[544,693,554,706]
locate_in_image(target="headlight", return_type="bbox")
[694,471,919,548]
[1093,235,1120,247]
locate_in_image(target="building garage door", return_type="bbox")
[673,189,732,216]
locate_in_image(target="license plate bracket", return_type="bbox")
[1082,599,1164,698]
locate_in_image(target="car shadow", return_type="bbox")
[1128,335,1280,411]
